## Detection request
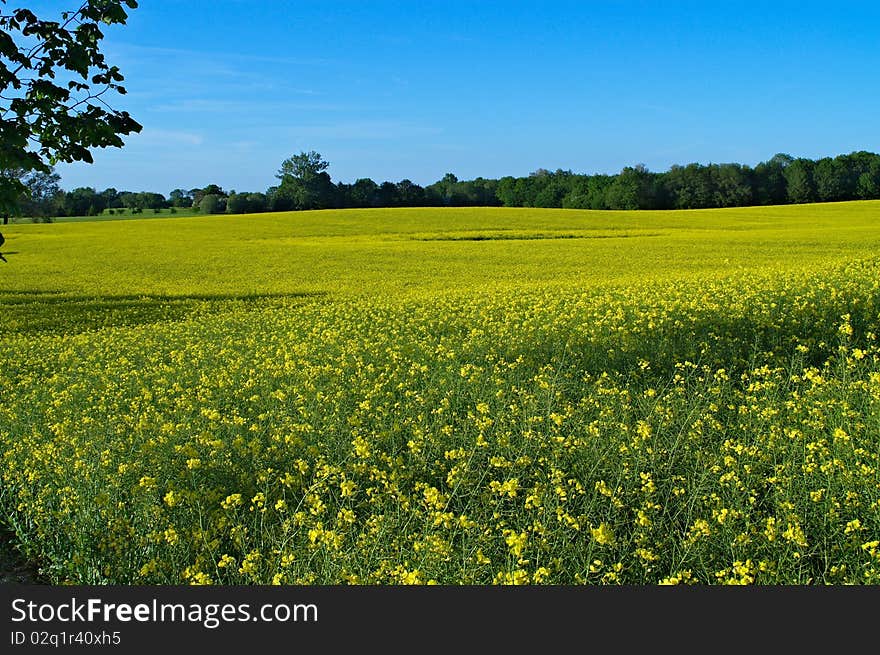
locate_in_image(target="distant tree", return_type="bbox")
[63,186,105,216]
[753,154,791,205]
[114,191,163,211]
[202,184,225,197]
[435,173,460,205]
[333,182,352,207]
[665,163,715,209]
[140,192,166,210]
[189,188,204,208]
[349,178,379,207]
[0,0,141,220]
[495,176,521,207]
[189,184,225,209]
[588,175,615,209]
[769,153,795,168]
[225,192,248,214]
[463,177,500,206]
[100,187,122,209]
[377,181,398,207]
[169,188,193,207]
[813,157,846,202]
[784,158,817,204]
[199,193,223,214]
[857,159,880,199]
[532,173,570,208]
[605,165,659,210]
[267,186,294,211]
[118,191,139,210]
[833,153,865,200]
[605,171,639,210]
[279,151,324,178]
[276,151,336,210]
[18,168,62,218]
[711,164,753,207]
[247,193,267,213]
[480,177,502,206]
[563,175,613,209]
[427,173,473,206]
[395,179,425,207]
[513,176,538,207]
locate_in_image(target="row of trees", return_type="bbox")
[259,150,880,212]
[266,150,880,211]
[12,170,176,219]
[11,150,880,220]
[9,151,504,218]
[498,152,880,210]
[267,151,502,211]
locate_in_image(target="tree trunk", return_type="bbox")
[2,214,7,225]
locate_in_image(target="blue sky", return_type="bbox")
[42,1,880,194]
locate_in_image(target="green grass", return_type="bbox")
[1,202,879,584]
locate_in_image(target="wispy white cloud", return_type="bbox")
[229,140,260,151]
[282,121,442,141]
[108,43,334,68]
[151,98,345,113]
[128,128,204,147]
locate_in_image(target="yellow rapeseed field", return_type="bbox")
[1,202,879,584]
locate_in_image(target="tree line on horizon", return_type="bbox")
[11,150,880,220]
